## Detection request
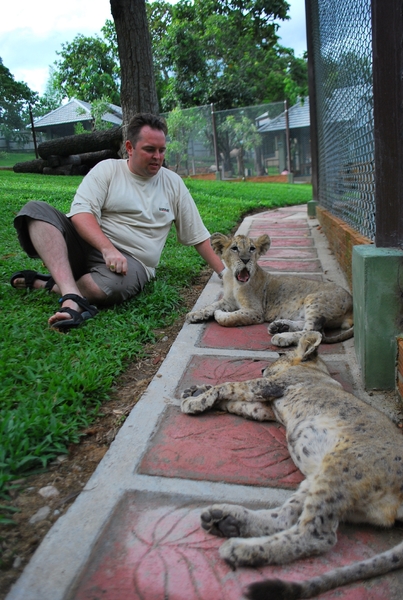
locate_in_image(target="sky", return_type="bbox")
[1,0,307,97]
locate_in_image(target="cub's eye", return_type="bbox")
[250,246,256,252]
[230,246,239,252]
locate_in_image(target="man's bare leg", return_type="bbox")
[13,220,107,326]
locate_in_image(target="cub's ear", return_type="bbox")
[254,234,271,256]
[297,331,322,361]
[210,232,229,256]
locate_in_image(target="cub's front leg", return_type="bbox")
[186,299,235,323]
[181,384,218,413]
[214,308,264,327]
[181,379,283,415]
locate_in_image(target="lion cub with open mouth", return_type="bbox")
[186,232,353,346]
[181,332,403,599]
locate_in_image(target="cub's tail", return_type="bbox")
[244,538,403,599]
[322,325,354,344]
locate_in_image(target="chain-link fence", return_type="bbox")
[310,0,375,240]
[161,100,311,180]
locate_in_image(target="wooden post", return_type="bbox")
[305,0,319,202]
[371,0,403,247]
[29,105,39,159]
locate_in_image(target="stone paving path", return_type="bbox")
[7,205,403,600]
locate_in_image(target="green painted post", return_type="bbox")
[353,245,403,389]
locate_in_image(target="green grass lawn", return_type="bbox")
[0,170,312,498]
[0,153,37,167]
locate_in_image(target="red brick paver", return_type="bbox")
[71,491,398,600]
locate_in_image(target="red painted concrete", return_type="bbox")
[258,258,322,272]
[268,237,315,247]
[138,407,304,488]
[198,322,346,354]
[250,220,308,229]
[198,323,275,351]
[264,247,318,259]
[177,354,272,392]
[71,491,398,600]
[250,228,312,237]
[177,355,353,396]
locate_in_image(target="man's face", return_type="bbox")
[126,126,167,177]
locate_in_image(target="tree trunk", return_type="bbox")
[48,149,120,167]
[42,164,91,176]
[110,0,159,138]
[38,128,123,159]
[13,159,49,173]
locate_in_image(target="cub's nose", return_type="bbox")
[241,258,249,265]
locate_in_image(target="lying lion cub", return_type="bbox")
[186,232,353,346]
[181,332,403,599]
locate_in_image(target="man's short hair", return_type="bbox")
[127,113,168,146]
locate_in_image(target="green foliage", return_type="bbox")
[74,122,86,135]
[91,98,114,130]
[147,0,307,111]
[0,170,311,494]
[165,107,205,173]
[53,34,120,104]
[0,58,38,150]
[32,67,65,119]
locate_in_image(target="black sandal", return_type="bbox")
[51,294,98,331]
[10,270,55,291]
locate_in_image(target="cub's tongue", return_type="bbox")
[236,268,250,283]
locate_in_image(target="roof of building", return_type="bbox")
[33,99,122,128]
[257,98,310,132]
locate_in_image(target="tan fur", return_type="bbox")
[186,233,354,346]
[181,332,403,599]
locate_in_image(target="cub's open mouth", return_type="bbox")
[236,268,250,283]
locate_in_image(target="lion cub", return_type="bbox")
[181,332,403,598]
[186,232,353,346]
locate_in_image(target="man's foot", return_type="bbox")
[49,294,98,331]
[10,270,55,291]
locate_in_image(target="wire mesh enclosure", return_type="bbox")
[161,100,311,180]
[309,0,375,240]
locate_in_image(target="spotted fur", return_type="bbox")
[186,233,353,346]
[181,332,403,599]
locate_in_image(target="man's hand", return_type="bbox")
[103,248,128,275]
[71,213,128,275]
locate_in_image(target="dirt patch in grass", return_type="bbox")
[0,268,212,599]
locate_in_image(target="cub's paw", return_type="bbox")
[186,310,208,323]
[219,537,270,568]
[268,320,290,334]
[200,504,251,538]
[270,332,297,347]
[214,309,231,324]
[181,385,215,414]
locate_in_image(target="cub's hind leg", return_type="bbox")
[219,471,342,567]
[201,480,310,539]
[220,497,339,567]
[220,514,338,568]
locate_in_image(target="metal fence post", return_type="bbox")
[210,103,221,180]
[284,99,291,174]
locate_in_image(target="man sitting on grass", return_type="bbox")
[11,112,225,331]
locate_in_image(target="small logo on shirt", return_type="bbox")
[159,207,170,213]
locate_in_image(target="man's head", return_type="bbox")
[126,113,168,178]
[127,113,168,147]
